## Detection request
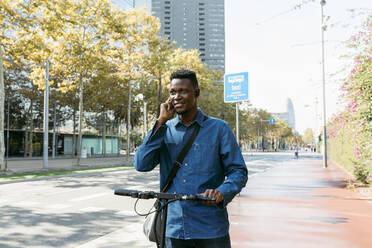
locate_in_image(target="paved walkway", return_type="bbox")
[1,155,134,175]
[229,158,372,248]
[0,151,278,175]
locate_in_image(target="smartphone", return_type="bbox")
[167,97,174,114]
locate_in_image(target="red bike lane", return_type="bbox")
[229,159,372,248]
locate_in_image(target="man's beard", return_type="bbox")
[175,109,187,115]
[176,103,197,116]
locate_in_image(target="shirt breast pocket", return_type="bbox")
[192,142,219,173]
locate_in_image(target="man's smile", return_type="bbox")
[174,102,184,107]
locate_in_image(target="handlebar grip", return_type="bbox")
[183,194,215,201]
[114,189,140,197]
[195,195,216,201]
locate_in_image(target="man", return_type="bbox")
[135,69,247,248]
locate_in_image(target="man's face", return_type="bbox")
[169,78,198,115]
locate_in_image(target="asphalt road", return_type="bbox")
[0,151,314,248]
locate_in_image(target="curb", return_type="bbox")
[0,164,134,185]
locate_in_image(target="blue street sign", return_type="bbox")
[269,118,276,124]
[224,72,249,103]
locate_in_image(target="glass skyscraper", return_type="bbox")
[272,98,296,130]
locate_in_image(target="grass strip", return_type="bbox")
[0,165,132,181]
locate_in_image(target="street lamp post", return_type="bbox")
[236,103,239,146]
[320,0,328,168]
[125,0,136,159]
[0,46,4,171]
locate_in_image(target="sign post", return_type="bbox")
[236,103,239,145]
[224,72,249,146]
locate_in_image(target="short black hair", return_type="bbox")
[170,69,199,89]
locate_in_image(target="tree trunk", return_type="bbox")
[29,101,33,158]
[52,100,56,159]
[72,110,76,158]
[117,120,120,157]
[102,113,106,157]
[111,125,113,156]
[157,76,162,117]
[127,81,131,158]
[24,131,28,157]
[0,48,4,170]
[77,79,83,165]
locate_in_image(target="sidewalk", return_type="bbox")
[0,151,271,175]
[229,158,372,248]
[1,155,134,175]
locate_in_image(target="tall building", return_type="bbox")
[151,0,225,72]
[272,98,296,130]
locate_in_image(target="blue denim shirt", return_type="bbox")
[135,109,248,239]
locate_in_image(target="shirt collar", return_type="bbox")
[174,108,206,128]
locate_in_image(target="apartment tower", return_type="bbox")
[151,0,225,72]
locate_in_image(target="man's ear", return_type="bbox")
[195,88,200,97]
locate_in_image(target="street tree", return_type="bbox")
[303,128,315,145]
[105,7,160,155]
[141,18,175,116]
[0,0,22,168]
[0,0,46,165]
[25,0,114,164]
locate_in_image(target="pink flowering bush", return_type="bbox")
[328,14,372,184]
[355,164,372,184]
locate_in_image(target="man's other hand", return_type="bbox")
[202,189,224,206]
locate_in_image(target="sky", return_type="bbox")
[225,0,371,134]
[119,0,371,135]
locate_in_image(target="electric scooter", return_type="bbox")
[114,189,215,248]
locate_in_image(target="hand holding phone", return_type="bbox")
[158,97,175,125]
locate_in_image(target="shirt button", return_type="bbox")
[183,179,186,183]
[184,163,188,166]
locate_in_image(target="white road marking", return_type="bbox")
[70,192,110,202]
[79,207,106,212]
[48,204,71,209]
[44,187,83,196]
[117,210,137,216]
[13,201,39,207]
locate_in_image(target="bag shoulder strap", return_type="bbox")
[161,115,207,192]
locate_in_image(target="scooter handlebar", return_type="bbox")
[114,189,215,201]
